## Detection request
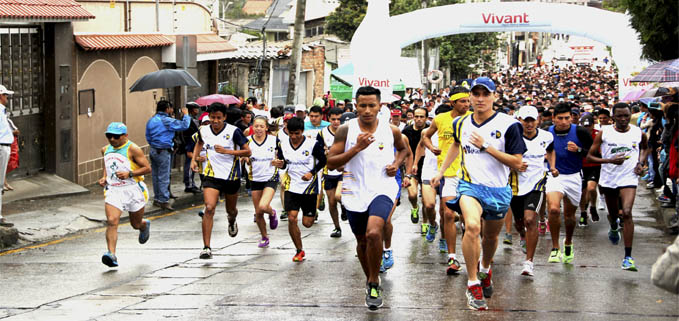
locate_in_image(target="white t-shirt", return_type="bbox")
[280,136,322,194]
[246,135,278,182]
[513,129,554,196]
[599,125,642,189]
[198,124,248,180]
[319,126,342,177]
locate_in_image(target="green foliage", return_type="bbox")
[602,0,626,13]
[621,0,678,61]
[437,33,500,79]
[326,0,367,42]
[219,83,237,95]
[223,0,266,19]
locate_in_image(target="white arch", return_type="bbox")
[350,1,645,100]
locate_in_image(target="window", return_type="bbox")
[78,89,95,115]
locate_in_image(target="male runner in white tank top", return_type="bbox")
[327,86,409,310]
[587,102,648,272]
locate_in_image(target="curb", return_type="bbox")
[649,184,678,235]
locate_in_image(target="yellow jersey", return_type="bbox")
[434,110,472,177]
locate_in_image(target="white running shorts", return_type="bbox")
[441,176,460,199]
[545,172,582,206]
[105,182,149,213]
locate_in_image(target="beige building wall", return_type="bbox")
[76,60,123,185]
[125,57,159,148]
[74,1,212,34]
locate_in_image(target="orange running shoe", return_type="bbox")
[293,250,305,262]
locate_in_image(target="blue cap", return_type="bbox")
[106,122,127,135]
[471,77,496,93]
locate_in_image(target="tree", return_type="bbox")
[437,33,500,80]
[603,0,678,61]
[286,0,306,105]
[325,0,367,42]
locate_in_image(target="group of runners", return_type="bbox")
[97,74,651,311]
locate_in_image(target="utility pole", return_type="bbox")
[286,0,306,105]
[421,0,429,94]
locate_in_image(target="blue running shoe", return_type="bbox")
[439,239,448,253]
[138,219,150,244]
[382,249,394,270]
[102,252,118,267]
[621,256,638,271]
[608,228,620,245]
[426,224,438,243]
[379,258,386,273]
[641,173,650,181]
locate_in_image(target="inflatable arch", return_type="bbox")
[350,0,645,100]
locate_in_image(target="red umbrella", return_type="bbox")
[195,94,241,106]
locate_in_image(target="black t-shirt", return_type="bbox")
[401,124,428,169]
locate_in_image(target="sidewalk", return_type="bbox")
[0,169,206,249]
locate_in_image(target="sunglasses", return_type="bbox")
[105,133,121,139]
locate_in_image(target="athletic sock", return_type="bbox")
[296,248,303,254]
[384,247,390,252]
[564,245,572,256]
[448,253,456,260]
[551,247,559,252]
[624,247,632,257]
[468,280,481,287]
[479,264,490,274]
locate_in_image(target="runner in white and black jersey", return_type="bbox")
[191,103,251,259]
[509,106,557,277]
[192,114,210,218]
[327,86,409,310]
[276,112,294,220]
[432,77,526,311]
[587,102,648,271]
[318,107,344,237]
[243,116,280,248]
[273,117,327,262]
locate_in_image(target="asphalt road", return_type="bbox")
[0,185,677,320]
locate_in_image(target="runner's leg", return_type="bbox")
[547,192,564,249]
[619,188,637,253]
[288,210,303,250]
[251,190,267,239]
[327,187,341,230]
[105,204,123,254]
[459,195,483,282]
[366,215,386,284]
[201,188,220,248]
[563,196,578,246]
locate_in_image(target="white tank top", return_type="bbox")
[247,135,278,182]
[200,124,244,180]
[599,125,642,189]
[104,141,143,187]
[421,132,439,180]
[320,126,342,176]
[280,136,319,194]
[342,119,399,212]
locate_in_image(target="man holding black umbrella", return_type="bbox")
[145,100,191,210]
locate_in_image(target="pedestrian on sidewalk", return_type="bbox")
[99,122,152,267]
[182,102,201,194]
[145,100,191,211]
[0,85,15,227]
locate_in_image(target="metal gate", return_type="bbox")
[0,26,45,178]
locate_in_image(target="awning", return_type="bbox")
[0,0,94,21]
[330,59,422,90]
[75,34,174,51]
[196,34,236,54]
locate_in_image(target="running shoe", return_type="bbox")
[292,250,305,262]
[466,284,487,311]
[269,209,279,230]
[382,249,394,270]
[641,173,650,181]
[447,257,462,275]
[598,195,606,210]
[421,223,429,236]
[280,211,288,221]
[548,248,561,263]
[520,238,527,254]
[340,205,347,221]
[478,268,493,298]
[199,247,212,259]
[101,252,118,267]
[617,218,624,231]
[228,219,238,237]
[669,213,679,229]
[562,244,574,264]
[426,224,438,243]
[138,219,150,244]
[198,210,204,218]
[258,237,269,248]
[545,220,550,233]
[521,260,534,276]
[439,239,448,253]
[365,283,383,310]
[330,228,342,238]
[503,233,512,245]
[608,228,620,245]
[380,259,386,273]
[657,195,671,203]
[538,220,547,235]
[410,207,419,224]
[578,212,588,227]
[318,197,325,211]
[590,205,600,222]
[621,256,638,271]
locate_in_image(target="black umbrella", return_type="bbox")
[129,69,201,92]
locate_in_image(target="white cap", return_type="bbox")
[294,104,306,112]
[517,105,539,120]
[0,85,14,95]
[200,114,210,123]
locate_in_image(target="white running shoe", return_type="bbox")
[521,260,534,276]
[598,194,606,210]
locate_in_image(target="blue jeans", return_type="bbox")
[150,147,171,203]
[183,153,196,189]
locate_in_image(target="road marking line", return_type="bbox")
[0,204,204,256]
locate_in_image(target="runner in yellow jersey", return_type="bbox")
[420,86,471,275]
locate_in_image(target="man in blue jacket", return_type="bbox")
[145,100,190,210]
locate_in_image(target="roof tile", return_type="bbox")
[0,0,94,20]
[75,34,173,51]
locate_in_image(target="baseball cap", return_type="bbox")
[570,108,581,116]
[295,104,306,113]
[391,109,402,117]
[105,122,127,135]
[283,113,294,121]
[517,105,539,120]
[339,111,356,124]
[471,77,496,93]
[0,85,14,95]
[200,114,210,123]
[579,114,594,126]
[283,105,295,114]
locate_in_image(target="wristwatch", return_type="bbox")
[128,171,134,178]
[480,141,490,151]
